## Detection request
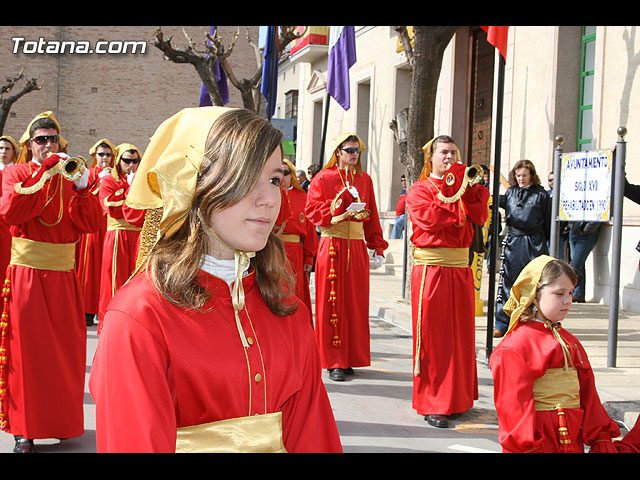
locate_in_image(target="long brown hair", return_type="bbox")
[146,109,297,315]
[508,159,541,186]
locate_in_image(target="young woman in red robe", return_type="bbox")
[490,255,620,453]
[75,139,116,326]
[97,143,144,332]
[304,133,388,382]
[275,158,317,319]
[406,136,489,428]
[0,112,102,453]
[89,107,342,453]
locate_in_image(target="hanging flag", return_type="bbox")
[481,26,510,61]
[199,26,229,106]
[327,26,357,111]
[261,26,279,120]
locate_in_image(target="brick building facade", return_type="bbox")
[0,26,259,157]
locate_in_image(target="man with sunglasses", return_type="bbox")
[0,111,102,452]
[97,143,144,333]
[305,133,388,382]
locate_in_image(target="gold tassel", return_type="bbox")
[328,238,340,347]
[556,404,573,452]
[0,268,13,431]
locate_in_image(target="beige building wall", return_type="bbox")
[287,26,408,223]
[499,26,640,311]
[286,25,640,312]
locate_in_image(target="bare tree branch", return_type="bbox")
[0,71,42,135]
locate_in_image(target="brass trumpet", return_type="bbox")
[60,155,88,181]
[465,164,484,186]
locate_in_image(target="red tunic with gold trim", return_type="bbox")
[490,321,620,453]
[89,269,343,453]
[97,172,143,331]
[0,161,102,439]
[305,166,387,370]
[406,172,489,416]
[75,166,108,316]
[278,186,317,318]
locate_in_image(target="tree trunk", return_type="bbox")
[405,26,459,183]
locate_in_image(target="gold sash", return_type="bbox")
[106,215,141,232]
[413,246,469,268]
[321,221,364,240]
[533,368,581,411]
[277,233,301,243]
[175,412,287,453]
[10,237,76,272]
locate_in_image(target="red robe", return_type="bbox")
[615,416,640,453]
[490,321,620,453]
[278,186,317,317]
[97,172,143,331]
[406,176,489,415]
[0,168,12,277]
[305,166,388,370]
[89,269,342,453]
[75,166,108,316]
[0,162,102,438]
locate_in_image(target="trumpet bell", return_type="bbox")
[465,164,484,185]
[61,155,88,181]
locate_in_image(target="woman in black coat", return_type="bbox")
[494,160,550,337]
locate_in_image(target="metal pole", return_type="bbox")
[549,136,564,257]
[608,127,626,367]
[485,54,505,358]
[318,93,330,168]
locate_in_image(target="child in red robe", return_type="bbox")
[490,255,620,452]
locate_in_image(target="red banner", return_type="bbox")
[481,26,509,61]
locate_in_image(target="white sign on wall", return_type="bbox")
[558,148,612,222]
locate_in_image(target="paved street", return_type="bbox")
[325,315,501,453]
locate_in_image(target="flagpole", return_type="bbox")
[319,92,330,168]
[485,52,505,358]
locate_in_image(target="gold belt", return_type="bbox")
[533,368,581,411]
[321,221,364,240]
[277,233,301,243]
[413,246,469,268]
[175,412,287,453]
[10,237,76,272]
[106,215,141,232]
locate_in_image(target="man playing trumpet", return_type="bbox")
[406,135,489,428]
[0,112,102,452]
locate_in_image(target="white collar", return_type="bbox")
[200,254,249,286]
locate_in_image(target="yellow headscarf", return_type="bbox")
[322,132,366,174]
[0,135,19,163]
[418,136,462,180]
[503,254,555,335]
[112,142,143,183]
[126,106,235,240]
[89,138,117,169]
[17,111,68,164]
[502,254,576,370]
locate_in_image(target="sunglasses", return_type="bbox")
[97,152,112,157]
[121,157,140,164]
[340,147,360,154]
[283,169,291,176]
[30,134,59,145]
